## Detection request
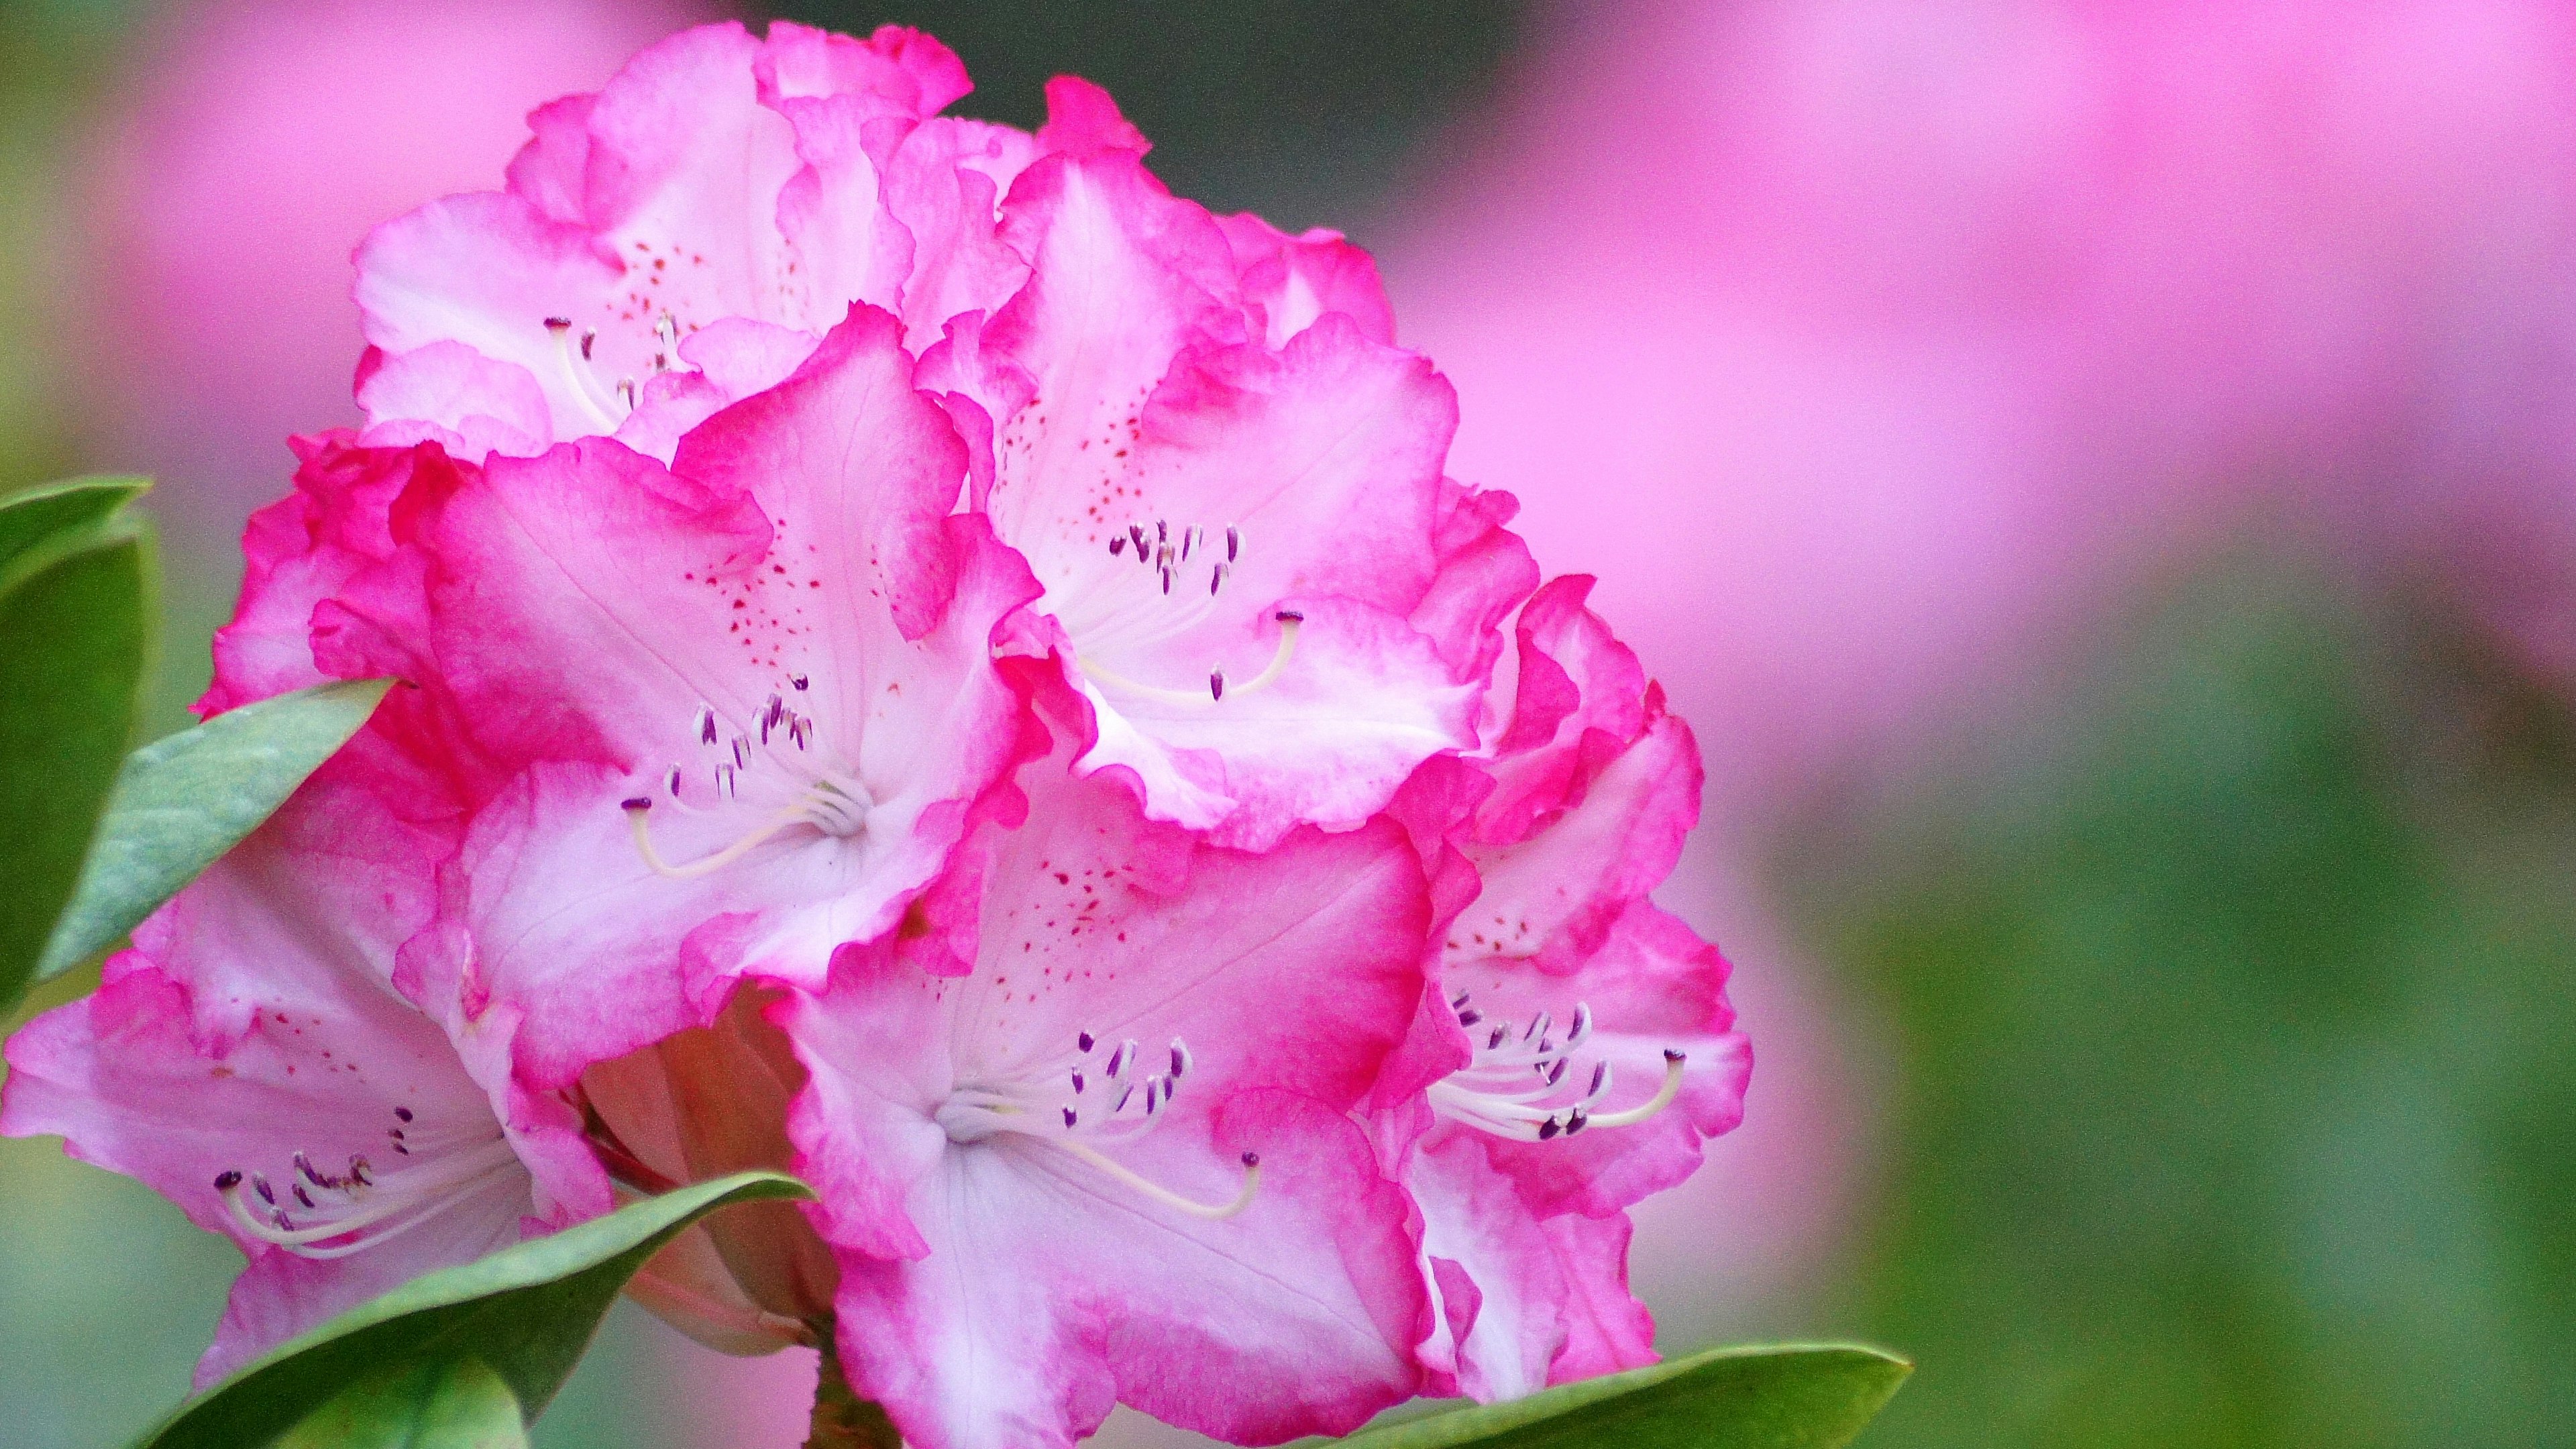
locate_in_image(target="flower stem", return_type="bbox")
[806,1326,901,1449]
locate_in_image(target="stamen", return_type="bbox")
[545,317,629,430]
[1426,998,1690,1142]
[215,1132,520,1260]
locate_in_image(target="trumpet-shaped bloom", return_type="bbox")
[377,308,1037,1087]
[776,727,1435,1448]
[1381,578,1748,1400]
[0,773,610,1387]
[355,20,987,460]
[956,119,1529,847]
[354,19,1536,849]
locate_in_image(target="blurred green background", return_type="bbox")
[3,2,2572,1446]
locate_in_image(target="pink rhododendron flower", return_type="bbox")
[72,0,702,528]
[355,21,1532,849]
[951,111,1527,847]
[0,772,610,1387]
[15,15,1758,1438]
[360,311,1032,1088]
[582,984,842,1356]
[354,20,991,461]
[776,720,1436,1447]
[1378,579,1749,1400]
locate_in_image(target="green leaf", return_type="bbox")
[36,677,396,981]
[137,1172,812,1449]
[1334,1344,1913,1449]
[275,1358,529,1449]
[0,475,150,579]
[0,523,152,1016]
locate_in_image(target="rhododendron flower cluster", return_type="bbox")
[1,21,1746,1448]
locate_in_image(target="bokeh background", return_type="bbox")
[3,1,2573,1445]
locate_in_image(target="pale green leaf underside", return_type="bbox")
[1333,1343,1912,1449]
[36,677,395,981]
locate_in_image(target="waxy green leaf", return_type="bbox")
[1334,1343,1911,1449]
[0,475,148,578]
[137,1171,812,1449]
[0,479,154,1016]
[36,677,396,981]
[275,1358,529,1449]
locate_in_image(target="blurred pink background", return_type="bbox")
[13,0,2576,1444]
[71,0,702,535]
